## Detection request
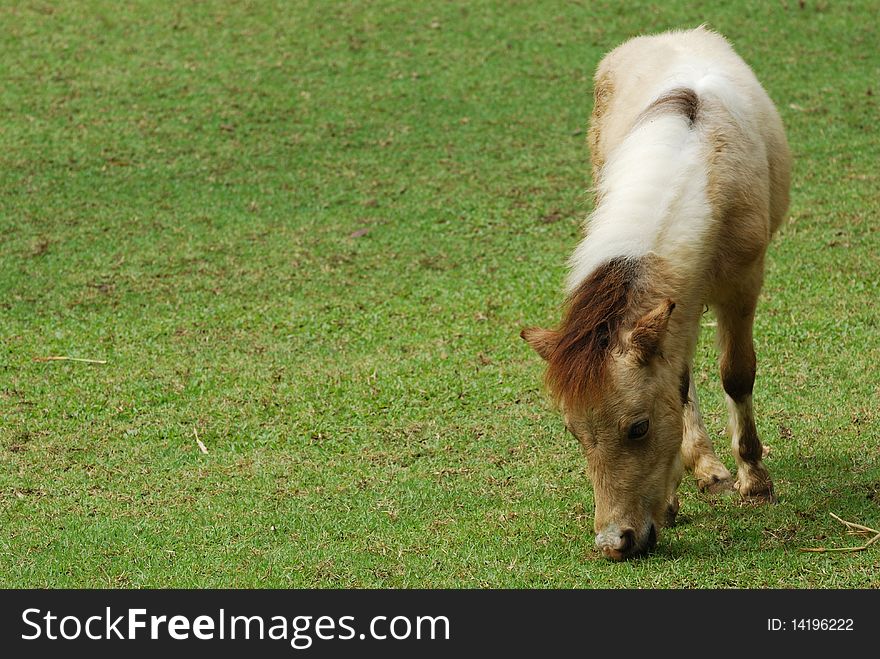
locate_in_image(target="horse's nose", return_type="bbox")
[595,525,636,560]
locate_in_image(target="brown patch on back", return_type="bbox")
[545,257,643,409]
[637,87,699,126]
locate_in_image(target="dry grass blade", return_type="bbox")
[34,356,107,364]
[194,428,208,454]
[801,513,880,553]
[829,512,877,536]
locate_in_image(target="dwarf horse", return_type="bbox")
[522,27,791,560]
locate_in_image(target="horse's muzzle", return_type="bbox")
[596,523,657,561]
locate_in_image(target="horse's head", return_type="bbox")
[522,290,687,561]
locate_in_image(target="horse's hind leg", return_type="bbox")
[681,368,734,494]
[716,287,775,502]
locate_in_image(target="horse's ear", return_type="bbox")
[520,327,559,361]
[627,299,675,364]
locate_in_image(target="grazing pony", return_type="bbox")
[521,27,791,560]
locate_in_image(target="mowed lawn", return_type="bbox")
[1,1,878,588]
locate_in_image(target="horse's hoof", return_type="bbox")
[698,474,735,495]
[734,478,777,504]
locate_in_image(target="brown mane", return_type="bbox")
[545,257,645,408]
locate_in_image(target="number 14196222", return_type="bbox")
[768,619,854,631]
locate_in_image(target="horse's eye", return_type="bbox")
[628,419,650,440]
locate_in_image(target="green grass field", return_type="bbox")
[2,0,878,588]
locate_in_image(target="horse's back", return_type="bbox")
[589,26,791,283]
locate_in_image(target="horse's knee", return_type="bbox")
[721,348,756,402]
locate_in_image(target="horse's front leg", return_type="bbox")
[680,367,734,493]
[716,297,775,502]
